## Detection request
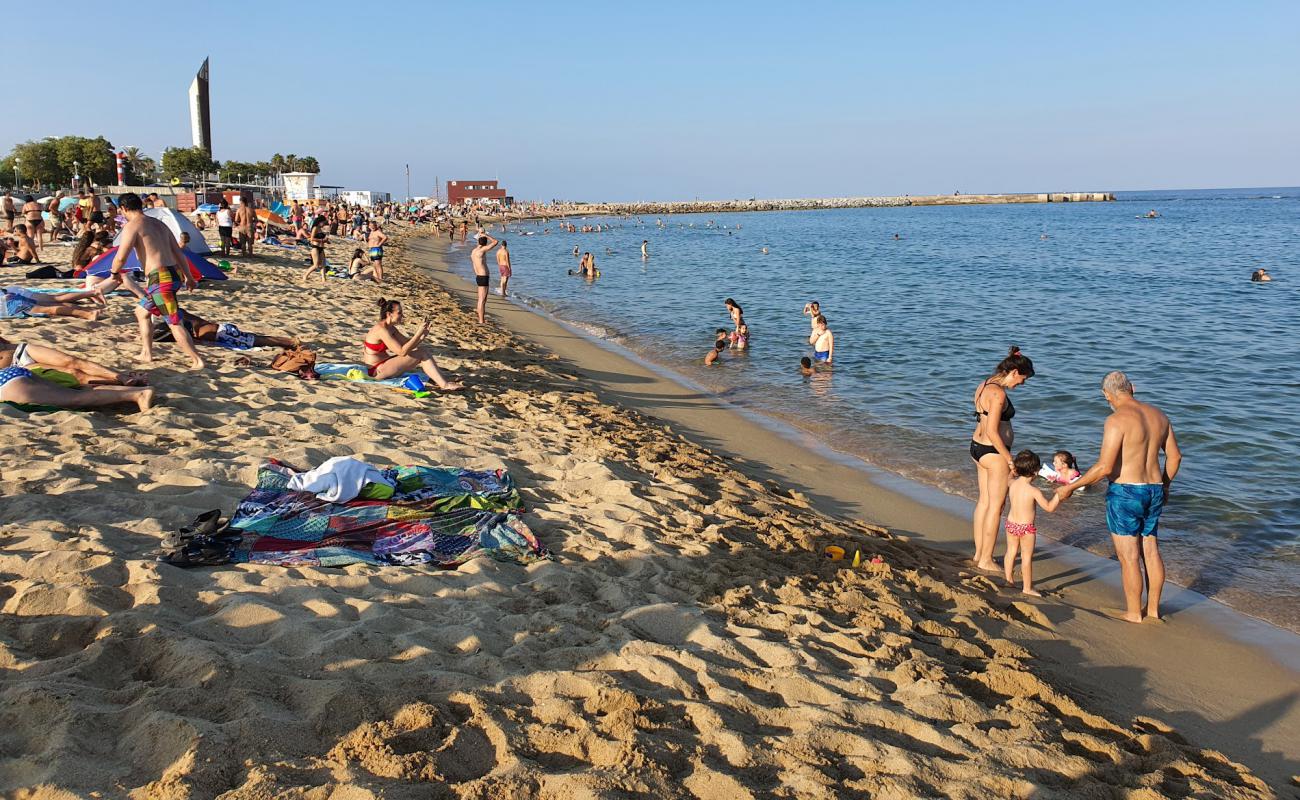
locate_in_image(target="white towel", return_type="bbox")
[286,456,393,503]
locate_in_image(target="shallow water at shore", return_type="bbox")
[455,188,1300,631]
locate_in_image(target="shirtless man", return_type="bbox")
[107,193,205,369]
[495,239,512,296]
[235,198,256,256]
[1058,371,1181,623]
[470,231,499,324]
[11,225,38,264]
[366,221,388,283]
[3,191,15,232]
[641,239,649,258]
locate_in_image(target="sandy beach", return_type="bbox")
[0,224,1288,798]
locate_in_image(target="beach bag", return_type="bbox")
[271,347,317,373]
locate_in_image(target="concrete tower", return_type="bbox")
[188,57,212,155]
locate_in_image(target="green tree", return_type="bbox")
[120,146,157,185]
[297,156,321,174]
[6,139,62,188]
[161,146,218,184]
[54,136,116,186]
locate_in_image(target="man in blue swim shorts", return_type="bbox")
[1058,371,1182,623]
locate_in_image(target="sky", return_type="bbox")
[5,1,1298,201]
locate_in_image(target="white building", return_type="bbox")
[338,190,392,207]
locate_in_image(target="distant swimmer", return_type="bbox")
[760,247,769,254]
[1251,268,1273,282]
[641,239,649,258]
[573,246,580,257]
[1040,233,1049,240]
[1144,209,1160,219]
[705,340,726,366]
[893,233,901,240]
[802,300,821,330]
[809,314,833,365]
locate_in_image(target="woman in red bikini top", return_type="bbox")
[362,298,464,391]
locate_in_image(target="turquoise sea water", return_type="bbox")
[452,188,1300,630]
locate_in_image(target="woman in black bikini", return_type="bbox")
[301,217,329,284]
[970,346,1035,572]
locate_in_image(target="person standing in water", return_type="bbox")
[1057,371,1181,623]
[471,232,499,324]
[809,314,833,364]
[641,239,649,258]
[969,347,1035,572]
[496,239,512,296]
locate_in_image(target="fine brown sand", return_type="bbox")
[0,224,1282,798]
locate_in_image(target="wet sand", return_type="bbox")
[413,232,1300,794]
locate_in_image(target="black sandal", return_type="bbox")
[157,538,236,568]
[163,510,224,549]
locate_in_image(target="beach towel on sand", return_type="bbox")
[226,459,549,567]
[315,363,422,391]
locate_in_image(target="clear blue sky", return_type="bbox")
[6,1,1298,200]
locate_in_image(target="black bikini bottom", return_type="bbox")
[970,440,999,463]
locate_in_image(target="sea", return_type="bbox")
[451,188,1300,632]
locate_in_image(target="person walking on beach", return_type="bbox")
[216,199,234,257]
[471,231,499,324]
[496,239,512,296]
[1057,371,1181,623]
[969,346,1035,573]
[107,193,205,370]
[367,221,388,283]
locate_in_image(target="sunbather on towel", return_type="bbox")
[0,335,147,386]
[2,288,102,321]
[177,310,299,350]
[0,363,154,412]
[363,298,463,391]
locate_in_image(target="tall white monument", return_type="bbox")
[188,58,212,155]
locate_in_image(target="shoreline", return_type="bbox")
[414,232,1300,790]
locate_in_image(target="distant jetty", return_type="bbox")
[564,192,1114,216]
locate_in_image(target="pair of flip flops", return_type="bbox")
[157,509,241,568]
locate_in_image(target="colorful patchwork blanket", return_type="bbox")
[228,460,549,567]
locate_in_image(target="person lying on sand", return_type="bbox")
[174,310,298,350]
[2,288,103,321]
[0,362,154,412]
[0,335,147,386]
[362,299,463,391]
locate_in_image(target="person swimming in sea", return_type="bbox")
[1251,268,1272,282]
[704,340,726,366]
[799,356,814,376]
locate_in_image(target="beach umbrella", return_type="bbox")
[58,197,79,211]
[196,203,219,214]
[37,196,53,204]
[256,208,286,225]
[83,246,228,282]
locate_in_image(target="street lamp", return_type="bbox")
[13,157,20,188]
[73,160,80,190]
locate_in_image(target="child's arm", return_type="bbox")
[1034,486,1062,513]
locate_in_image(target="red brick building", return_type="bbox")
[446,179,509,207]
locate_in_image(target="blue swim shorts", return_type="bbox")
[1106,483,1166,537]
